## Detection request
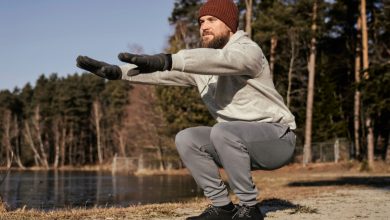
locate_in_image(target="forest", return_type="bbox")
[0,0,388,170]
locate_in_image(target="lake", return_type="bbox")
[0,170,203,210]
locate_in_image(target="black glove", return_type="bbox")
[76,56,122,80]
[118,53,172,73]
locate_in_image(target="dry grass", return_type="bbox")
[0,199,209,220]
[0,197,9,213]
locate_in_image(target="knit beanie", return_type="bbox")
[198,0,239,33]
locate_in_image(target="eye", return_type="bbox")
[209,17,217,22]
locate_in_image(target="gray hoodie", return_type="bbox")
[120,30,296,129]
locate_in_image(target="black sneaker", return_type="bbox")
[186,205,237,220]
[232,204,264,220]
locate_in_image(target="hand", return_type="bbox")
[76,56,122,80]
[118,53,172,73]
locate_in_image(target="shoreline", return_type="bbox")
[1,160,389,174]
[0,166,191,176]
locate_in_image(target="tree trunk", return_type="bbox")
[24,121,43,166]
[12,116,25,169]
[156,139,165,171]
[81,131,86,165]
[386,133,390,162]
[92,100,103,164]
[245,0,253,38]
[354,16,362,159]
[366,117,375,166]
[33,106,49,168]
[60,124,66,167]
[53,118,61,168]
[68,127,74,166]
[303,0,318,166]
[287,30,297,108]
[361,0,369,80]
[2,110,25,169]
[361,0,374,169]
[270,36,278,78]
[89,143,93,163]
[3,111,14,167]
[115,127,126,157]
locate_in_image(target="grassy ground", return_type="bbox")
[1,161,389,220]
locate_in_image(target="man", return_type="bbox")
[76,0,296,219]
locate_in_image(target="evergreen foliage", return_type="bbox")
[0,73,131,167]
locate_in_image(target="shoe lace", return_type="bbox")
[233,205,252,218]
[203,205,220,216]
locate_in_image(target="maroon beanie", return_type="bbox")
[198,0,239,33]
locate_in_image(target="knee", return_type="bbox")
[175,128,190,150]
[175,128,198,154]
[210,123,235,148]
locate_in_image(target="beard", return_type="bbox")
[201,32,230,49]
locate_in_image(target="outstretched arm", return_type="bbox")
[118,41,263,77]
[76,55,196,86]
[171,43,263,77]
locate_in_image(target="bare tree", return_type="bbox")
[12,116,25,169]
[287,29,298,108]
[303,0,318,165]
[2,110,25,169]
[169,20,200,51]
[32,106,49,168]
[125,85,169,170]
[24,121,43,166]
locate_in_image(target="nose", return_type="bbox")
[200,21,210,32]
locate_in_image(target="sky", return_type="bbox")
[0,0,176,91]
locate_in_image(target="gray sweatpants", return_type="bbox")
[175,121,296,206]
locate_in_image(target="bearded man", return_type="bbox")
[76,0,296,219]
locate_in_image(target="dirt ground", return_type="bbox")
[172,162,390,220]
[1,161,389,220]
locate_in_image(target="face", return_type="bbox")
[199,15,233,49]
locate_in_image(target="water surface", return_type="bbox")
[0,170,202,210]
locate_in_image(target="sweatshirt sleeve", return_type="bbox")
[120,64,196,87]
[171,40,263,77]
